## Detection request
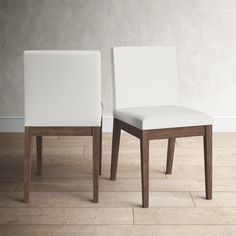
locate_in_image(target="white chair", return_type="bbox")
[110,47,213,208]
[24,50,102,203]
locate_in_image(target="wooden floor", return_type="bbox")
[1,132,236,235]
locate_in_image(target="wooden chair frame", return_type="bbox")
[110,118,212,208]
[24,126,102,203]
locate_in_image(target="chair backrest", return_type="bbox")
[24,50,101,126]
[112,47,178,110]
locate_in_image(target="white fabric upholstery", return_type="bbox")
[112,47,213,130]
[112,47,178,110]
[24,50,101,126]
[114,106,213,130]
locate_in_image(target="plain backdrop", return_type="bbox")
[1,0,236,120]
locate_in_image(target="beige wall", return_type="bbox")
[1,0,236,117]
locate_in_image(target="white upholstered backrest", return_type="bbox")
[24,51,101,126]
[112,47,178,110]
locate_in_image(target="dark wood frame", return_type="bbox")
[24,126,102,203]
[110,118,212,208]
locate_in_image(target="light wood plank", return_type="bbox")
[134,207,236,224]
[166,166,236,179]
[0,164,165,179]
[0,191,194,207]
[15,178,236,192]
[192,191,236,207]
[1,225,236,236]
[0,207,133,225]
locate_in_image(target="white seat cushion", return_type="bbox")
[114,105,213,130]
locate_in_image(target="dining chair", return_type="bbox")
[110,46,213,208]
[24,50,102,203]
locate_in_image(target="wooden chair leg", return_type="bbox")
[140,131,149,208]
[24,127,32,203]
[93,127,100,203]
[99,120,102,175]
[166,137,176,174]
[110,118,121,180]
[203,125,212,199]
[36,136,42,175]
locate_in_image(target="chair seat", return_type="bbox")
[114,105,213,130]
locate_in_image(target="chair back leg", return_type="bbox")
[204,125,213,199]
[24,127,32,203]
[93,127,100,203]
[36,136,42,175]
[166,137,176,174]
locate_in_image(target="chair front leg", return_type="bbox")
[36,136,42,175]
[110,118,121,180]
[203,125,213,199]
[140,131,149,208]
[93,127,100,203]
[24,127,32,203]
[166,137,176,174]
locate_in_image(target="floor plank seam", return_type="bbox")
[82,147,86,157]
[2,206,236,209]
[189,192,196,207]
[132,207,135,225]
[2,223,236,226]
[5,191,236,193]
[2,177,236,180]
